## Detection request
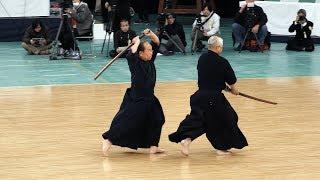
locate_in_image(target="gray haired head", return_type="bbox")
[208,36,223,48]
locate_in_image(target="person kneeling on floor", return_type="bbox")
[286,9,314,52]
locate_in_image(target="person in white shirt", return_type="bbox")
[191,3,220,52]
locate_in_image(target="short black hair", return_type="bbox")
[120,18,129,24]
[31,19,44,30]
[202,3,213,12]
[137,40,148,52]
[297,9,306,16]
[166,13,176,19]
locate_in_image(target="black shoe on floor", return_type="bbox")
[234,44,246,51]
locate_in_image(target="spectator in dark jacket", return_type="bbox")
[159,13,186,55]
[286,9,314,52]
[69,0,93,36]
[232,0,268,51]
[21,19,52,55]
[109,19,136,58]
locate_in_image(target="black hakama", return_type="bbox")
[169,51,248,151]
[169,91,248,150]
[102,42,165,150]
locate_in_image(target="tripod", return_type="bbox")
[161,30,186,54]
[191,26,204,54]
[101,6,116,55]
[49,14,81,60]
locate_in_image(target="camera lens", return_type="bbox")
[299,16,305,21]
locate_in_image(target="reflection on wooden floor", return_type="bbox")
[1,77,320,179]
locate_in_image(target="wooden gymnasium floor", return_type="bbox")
[1,18,320,179]
[1,77,320,179]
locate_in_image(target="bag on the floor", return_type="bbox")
[232,32,271,52]
[245,32,271,52]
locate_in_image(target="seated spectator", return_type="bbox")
[158,13,186,56]
[191,3,220,52]
[286,9,314,52]
[21,19,52,55]
[109,19,136,58]
[69,0,94,37]
[232,0,268,51]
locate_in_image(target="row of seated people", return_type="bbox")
[21,0,315,56]
[22,0,93,56]
[233,0,314,52]
[108,3,220,58]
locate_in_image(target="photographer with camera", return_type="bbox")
[232,0,268,51]
[109,19,137,58]
[191,3,220,52]
[50,0,81,59]
[158,13,186,56]
[286,9,314,52]
[22,19,52,55]
[66,0,93,37]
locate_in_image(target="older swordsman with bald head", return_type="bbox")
[169,36,248,156]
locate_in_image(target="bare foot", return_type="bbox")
[149,152,167,161]
[102,139,112,156]
[216,149,231,155]
[149,146,165,154]
[180,138,191,156]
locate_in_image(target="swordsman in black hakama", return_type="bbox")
[102,29,165,156]
[169,36,248,156]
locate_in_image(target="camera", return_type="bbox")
[195,14,204,27]
[31,38,45,47]
[298,15,306,22]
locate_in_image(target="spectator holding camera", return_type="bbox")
[21,19,52,55]
[109,19,136,58]
[232,0,268,51]
[286,9,314,52]
[67,0,93,37]
[159,13,186,56]
[191,3,220,52]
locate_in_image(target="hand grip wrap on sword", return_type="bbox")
[94,33,147,80]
